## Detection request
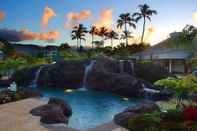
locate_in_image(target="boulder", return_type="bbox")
[40,109,68,124]
[11,66,41,86]
[141,80,174,101]
[37,60,88,88]
[30,97,72,124]
[134,62,171,83]
[114,101,159,128]
[48,97,72,117]
[86,56,143,97]
[0,79,11,88]
[11,60,89,88]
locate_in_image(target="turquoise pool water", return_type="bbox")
[39,88,138,130]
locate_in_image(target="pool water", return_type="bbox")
[39,88,138,130]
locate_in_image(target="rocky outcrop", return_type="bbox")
[114,101,159,128]
[0,89,42,104]
[30,97,72,124]
[134,62,171,83]
[0,79,11,88]
[141,80,174,101]
[11,60,88,88]
[11,66,40,86]
[86,56,143,97]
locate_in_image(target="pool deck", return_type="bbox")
[0,98,128,131]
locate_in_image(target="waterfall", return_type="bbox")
[119,60,124,73]
[128,60,134,75]
[82,60,96,89]
[142,83,160,100]
[30,66,45,88]
[118,60,134,75]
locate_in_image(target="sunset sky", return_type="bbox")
[0,0,196,47]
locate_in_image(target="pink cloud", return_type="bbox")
[65,10,92,29]
[41,6,56,28]
[95,9,113,29]
[0,29,60,42]
[0,11,5,21]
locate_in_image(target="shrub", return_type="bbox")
[128,110,195,131]
[154,75,197,94]
[128,111,161,131]
[154,77,179,89]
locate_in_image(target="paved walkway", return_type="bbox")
[0,98,128,131]
[0,98,76,131]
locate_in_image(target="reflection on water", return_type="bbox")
[39,88,139,129]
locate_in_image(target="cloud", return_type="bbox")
[192,12,197,23]
[144,25,156,43]
[0,11,5,21]
[0,29,60,42]
[128,25,156,44]
[41,6,56,28]
[94,9,113,29]
[65,10,92,29]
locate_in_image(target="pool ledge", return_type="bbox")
[0,98,128,131]
[0,98,78,131]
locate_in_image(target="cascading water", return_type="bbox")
[118,59,134,75]
[119,60,124,73]
[142,83,160,100]
[128,60,134,75]
[82,60,96,89]
[30,65,45,88]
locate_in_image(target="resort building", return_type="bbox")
[130,39,196,74]
[131,49,193,74]
[43,46,59,61]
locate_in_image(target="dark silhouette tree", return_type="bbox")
[133,4,157,43]
[120,31,134,45]
[89,26,98,49]
[106,30,119,48]
[97,26,108,46]
[117,13,136,45]
[71,24,88,50]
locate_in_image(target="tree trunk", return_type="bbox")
[124,22,128,46]
[111,38,113,48]
[141,17,146,43]
[77,38,79,50]
[80,39,82,51]
[102,36,105,47]
[92,34,94,49]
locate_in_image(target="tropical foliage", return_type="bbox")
[154,75,197,94]
[169,25,197,49]
[128,109,197,131]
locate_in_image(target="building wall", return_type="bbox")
[153,59,186,73]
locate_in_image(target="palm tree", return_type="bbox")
[106,30,119,48]
[89,26,98,49]
[133,4,157,43]
[120,31,134,45]
[71,24,88,50]
[98,26,108,46]
[117,13,136,45]
[93,40,104,48]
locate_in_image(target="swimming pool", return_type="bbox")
[39,88,138,130]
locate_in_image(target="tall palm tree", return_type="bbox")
[89,26,98,49]
[117,13,136,45]
[71,24,88,50]
[120,31,133,45]
[98,26,108,46]
[106,30,119,48]
[133,4,157,43]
